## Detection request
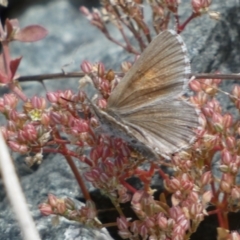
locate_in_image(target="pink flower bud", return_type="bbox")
[31,96,46,109]
[92,8,102,21]
[98,62,105,78]
[222,113,232,129]
[190,203,202,217]
[41,113,50,125]
[198,113,206,127]
[99,172,109,183]
[169,178,181,191]
[139,224,148,239]
[77,90,86,102]
[65,198,75,210]
[97,98,107,109]
[80,60,92,74]
[121,61,132,73]
[118,230,131,239]
[179,218,189,231]
[90,148,100,162]
[91,168,101,179]
[21,124,38,141]
[163,0,179,13]
[221,149,232,165]
[84,171,97,182]
[145,217,155,228]
[117,216,129,230]
[79,6,90,16]
[212,112,223,132]
[220,181,231,193]
[158,216,168,229]
[7,120,17,132]
[115,156,128,170]
[231,187,240,200]
[100,80,110,93]
[3,93,18,109]
[8,141,28,153]
[56,201,66,214]
[189,79,202,92]
[50,111,62,124]
[202,191,212,205]
[129,220,139,235]
[39,203,53,216]
[48,194,58,207]
[46,92,59,103]
[73,119,89,132]
[169,206,183,220]
[201,171,212,185]
[104,159,115,172]
[8,110,18,121]
[230,231,240,240]
[191,0,211,13]
[202,106,213,117]
[90,117,99,128]
[226,136,236,150]
[0,98,4,112]
[190,92,208,106]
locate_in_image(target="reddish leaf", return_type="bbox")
[9,57,22,78]
[14,25,48,42]
[0,71,8,84]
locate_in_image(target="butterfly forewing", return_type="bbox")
[107,30,190,112]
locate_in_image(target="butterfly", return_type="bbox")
[89,30,199,160]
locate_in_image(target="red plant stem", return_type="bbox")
[64,153,91,200]
[53,130,91,201]
[41,147,93,166]
[207,207,227,229]
[120,178,137,193]
[216,207,226,229]
[111,4,147,51]
[157,167,168,180]
[207,208,219,215]
[116,19,139,54]
[209,193,229,229]
[177,12,199,33]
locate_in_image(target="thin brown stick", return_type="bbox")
[0,132,41,240]
[16,72,240,83]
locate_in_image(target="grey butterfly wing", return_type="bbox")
[102,30,198,157]
[107,30,190,112]
[118,99,198,156]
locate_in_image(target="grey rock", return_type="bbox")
[0,0,240,240]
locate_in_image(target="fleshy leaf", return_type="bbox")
[14,25,48,42]
[9,57,22,78]
[5,19,15,40]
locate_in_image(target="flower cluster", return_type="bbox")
[39,194,101,228]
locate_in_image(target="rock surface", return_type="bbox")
[0,0,240,240]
